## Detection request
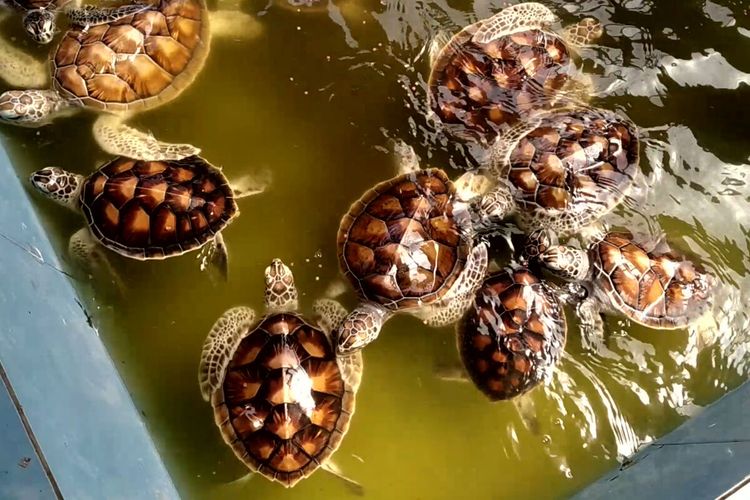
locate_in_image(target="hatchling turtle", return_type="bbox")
[29,155,265,278]
[473,106,639,237]
[428,2,603,143]
[0,0,262,160]
[334,162,508,354]
[457,265,566,401]
[523,229,715,341]
[199,259,363,489]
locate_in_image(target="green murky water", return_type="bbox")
[2,0,750,498]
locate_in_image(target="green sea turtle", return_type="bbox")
[334,152,506,354]
[428,2,603,143]
[29,155,265,279]
[199,259,363,490]
[523,229,715,342]
[457,265,566,401]
[0,0,262,160]
[476,106,640,237]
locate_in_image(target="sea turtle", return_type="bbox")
[199,259,363,489]
[474,106,640,237]
[1,0,75,44]
[457,265,566,401]
[29,155,265,279]
[523,229,715,342]
[0,0,262,161]
[334,162,507,354]
[428,2,604,143]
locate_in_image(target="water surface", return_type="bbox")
[1,0,749,498]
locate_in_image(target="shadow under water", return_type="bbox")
[1,0,749,498]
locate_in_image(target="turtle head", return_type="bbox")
[563,17,604,48]
[264,259,299,312]
[30,167,84,209]
[523,230,590,281]
[23,9,56,45]
[0,90,67,127]
[522,229,557,264]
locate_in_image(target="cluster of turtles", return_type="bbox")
[0,0,717,490]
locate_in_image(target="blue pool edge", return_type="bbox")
[0,144,179,499]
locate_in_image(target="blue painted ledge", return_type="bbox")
[0,144,179,500]
[574,381,750,499]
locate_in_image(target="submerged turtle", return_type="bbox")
[428,2,603,143]
[458,265,566,401]
[335,162,507,354]
[29,156,265,278]
[475,107,640,237]
[0,0,262,160]
[0,0,76,44]
[524,229,715,341]
[199,259,363,489]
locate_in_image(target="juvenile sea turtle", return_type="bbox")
[29,155,264,278]
[523,229,715,341]
[428,2,603,143]
[0,0,262,160]
[475,107,640,237]
[335,162,506,354]
[199,259,363,489]
[458,265,566,401]
[0,0,75,44]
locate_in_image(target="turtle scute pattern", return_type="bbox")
[593,233,714,328]
[507,108,638,228]
[338,168,471,310]
[458,267,566,401]
[429,25,574,142]
[211,313,353,488]
[53,0,208,111]
[80,156,238,259]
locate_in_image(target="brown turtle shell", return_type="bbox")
[338,168,472,310]
[592,232,714,328]
[52,0,209,111]
[211,313,355,488]
[458,267,566,401]
[80,155,238,260]
[507,107,639,231]
[429,23,574,142]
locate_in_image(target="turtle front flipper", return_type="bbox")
[313,298,349,335]
[0,37,48,87]
[471,2,557,45]
[68,227,126,293]
[209,10,263,40]
[416,241,489,327]
[576,296,606,351]
[562,17,603,48]
[428,29,453,68]
[92,114,200,161]
[198,306,256,401]
[337,303,392,354]
[67,4,152,29]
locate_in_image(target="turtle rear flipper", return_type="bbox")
[198,306,256,401]
[68,227,127,294]
[92,115,200,161]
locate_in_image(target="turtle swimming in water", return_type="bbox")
[199,259,363,490]
[475,106,640,237]
[457,265,567,401]
[428,2,604,143]
[0,0,77,44]
[0,0,262,161]
[523,229,716,343]
[29,156,265,279]
[334,151,506,354]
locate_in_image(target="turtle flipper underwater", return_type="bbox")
[0,0,263,160]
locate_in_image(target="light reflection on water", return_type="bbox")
[0,0,749,498]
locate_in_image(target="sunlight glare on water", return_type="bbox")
[1,0,749,498]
